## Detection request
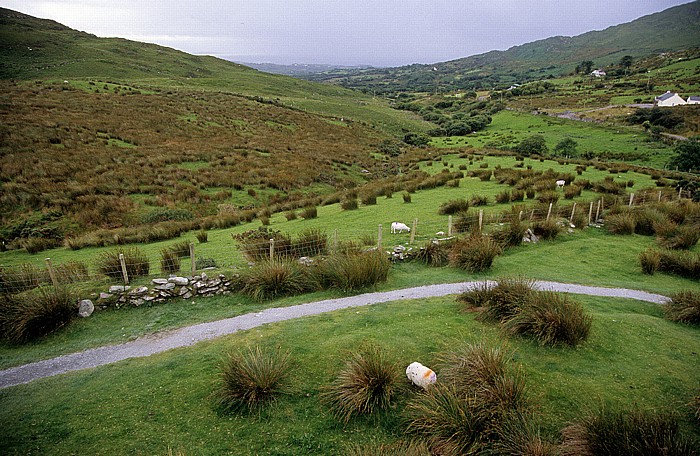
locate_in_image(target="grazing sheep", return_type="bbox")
[406,362,437,389]
[556,179,566,189]
[391,222,411,233]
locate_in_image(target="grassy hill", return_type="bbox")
[314,1,700,93]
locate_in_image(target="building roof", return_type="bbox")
[688,96,700,101]
[656,91,679,101]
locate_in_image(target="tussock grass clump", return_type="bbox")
[300,206,318,219]
[503,292,592,347]
[195,230,208,243]
[605,212,636,235]
[322,345,399,423]
[415,240,451,267]
[493,413,559,456]
[560,406,697,456]
[492,218,529,248]
[470,194,489,206]
[402,192,412,203]
[453,211,477,234]
[0,286,76,343]
[242,260,312,301]
[345,439,430,456]
[633,207,667,236]
[291,228,328,258]
[657,223,700,250]
[341,198,359,210]
[234,227,292,261]
[532,219,561,241]
[167,241,192,258]
[438,199,470,215]
[640,248,661,275]
[160,248,181,274]
[22,237,61,254]
[563,184,582,199]
[449,234,502,272]
[658,250,700,279]
[0,263,44,294]
[98,247,150,281]
[495,190,511,204]
[215,346,292,414]
[664,290,700,325]
[457,277,535,323]
[317,251,390,292]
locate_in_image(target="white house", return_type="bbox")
[591,69,606,78]
[655,91,687,107]
[687,96,700,105]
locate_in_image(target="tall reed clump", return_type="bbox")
[656,223,700,250]
[317,251,390,292]
[0,286,76,343]
[215,346,292,414]
[457,277,535,323]
[300,206,318,219]
[605,212,636,235]
[0,263,45,294]
[415,240,452,267]
[195,230,208,243]
[160,248,181,274]
[492,413,559,456]
[438,199,470,215]
[491,218,529,249]
[98,247,150,281]
[241,260,312,301]
[291,228,328,258]
[345,440,430,456]
[404,342,528,454]
[664,290,700,325]
[532,219,561,241]
[503,291,592,347]
[639,248,661,275]
[322,344,399,423]
[448,234,502,272]
[560,406,697,456]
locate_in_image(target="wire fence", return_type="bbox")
[0,189,692,295]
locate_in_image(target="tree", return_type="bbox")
[403,132,431,147]
[669,139,700,173]
[515,135,548,156]
[580,60,594,74]
[553,138,578,157]
[620,55,634,75]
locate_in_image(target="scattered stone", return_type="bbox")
[152,278,168,285]
[99,292,113,300]
[155,283,176,291]
[78,299,94,318]
[168,277,189,286]
[109,285,130,293]
[298,256,313,267]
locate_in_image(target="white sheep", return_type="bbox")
[391,222,411,233]
[406,362,437,389]
[556,179,566,189]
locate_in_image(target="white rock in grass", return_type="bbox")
[406,362,437,389]
[78,299,94,318]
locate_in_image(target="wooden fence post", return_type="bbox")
[569,202,577,226]
[119,253,129,285]
[595,199,601,222]
[518,210,523,221]
[410,218,417,244]
[546,203,553,221]
[189,243,196,275]
[333,229,338,254]
[377,224,383,249]
[588,201,594,226]
[479,210,484,232]
[269,238,275,261]
[448,215,453,236]
[658,191,662,202]
[45,258,59,287]
[628,193,635,207]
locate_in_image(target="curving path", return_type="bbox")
[0,281,668,390]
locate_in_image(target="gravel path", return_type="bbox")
[0,281,668,390]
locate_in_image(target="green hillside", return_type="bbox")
[315,1,700,93]
[0,8,429,135]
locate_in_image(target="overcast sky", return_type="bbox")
[2,0,692,66]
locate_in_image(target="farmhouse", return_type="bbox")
[655,91,687,107]
[687,96,700,105]
[591,69,606,77]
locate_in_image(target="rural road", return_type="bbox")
[0,281,669,390]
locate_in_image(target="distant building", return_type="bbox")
[655,91,687,107]
[591,69,606,77]
[687,96,700,105]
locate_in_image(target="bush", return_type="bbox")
[664,290,700,325]
[491,219,528,249]
[0,263,45,294]
[503,292,592,346]
[292,228,328,258]
[457,277,535,323]
[168,241,191,258]
[195,230,208,243]
[360,193,377,206]
[449,234,502,272]
[561,406,697,456]
[341,198,359,210]
[634,207,667,235]
[234,227,292,262]
[658,250,700,279]
[22,237,61,254]
[605,212,637,235]
[322,344,399,423]
[0,286,76,343]
[195,257,217,269]
[563,185,582,199]
[657,223,700,250]
[98,247,150,281]
[640,248,661,275]
[317,251,390,292]
[284,210,297,221]
[215,346,292,414]
[160,248,181,274]
[537,191,560,205]
[242,260,313,301]
[532,219,560,241]
[438,199,470,215]
[492,413,559,456]
[402,192,412,203]
[300,206,318,219]
[495,190,511,204]
[470,194,489,206]
[415,239,452,267]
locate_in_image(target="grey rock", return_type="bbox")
[99,292,113,300]
[168,277,189,286]
[129,286,149,295]
[155,283,176,291]
[182,291,193,299]
[109,285,130,293]
[78,300,94,318]
[152,278,168,285]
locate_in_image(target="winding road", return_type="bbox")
[0,280,669,390]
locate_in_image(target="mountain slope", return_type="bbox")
[315,1,700,93]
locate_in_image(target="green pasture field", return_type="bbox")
[430,110,674,168]
[1,293,698,455]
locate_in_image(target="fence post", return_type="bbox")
[518,210,523,221]
[530,209,535,221]
[588,201,594,226]
[377,224,383,250]
[333,229,338,254]
[410,218,417,244]
[269,238,275,261]
[45,258,59,287]
[628,193,634,207]
[119,253,129,285]
[679,187,683,200]
[595,200,601,222]
[479,210,484,232]
[546,203,553,221]
[569,203,577,226]
[448,215,453,236]
[189,243,196,275]
[658,191,662,202]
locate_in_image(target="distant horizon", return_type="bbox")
[2,0,692,67]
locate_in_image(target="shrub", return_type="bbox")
[160,248,181,274]
[561,406,697,456]
[292,228,328,258]
[317,251,390,292]
[639,248,661,275]
[215,346,292,414]
[360,194,377,206]
[341,198,359,210]
[22,237,61,254]
[563,185,582,199]
[657,224,700,250]
[242,260,312,301]
[195,257,217,269]
[300,206,318,219]
[345,440,430,456]
[492,413,559,456]
[402,192,412,203]
[658,250,700,279]
[532,219,560,241]
[0,263,45,294]
[284,210,297,221]
[0,286,76,343]
[503,292,592,346]
[98,247,150,281]
[234,227,292,261]
[195,230,208,243]
[664,290,700,325]
[53,261,90,284]
[605,212,636,235]
[322,344,399,423]
[511,189,525,202]
[415,240,451,267]
[168,241,191,258]
[537,191,560,205]
[449,234,502,272]
[438,199,470,215]
[453,211,477,234]
[633,207,666,236]
[457,277,535,323]
[491,219,528,249]
[495,190,511,204]
[470,194,489,206]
